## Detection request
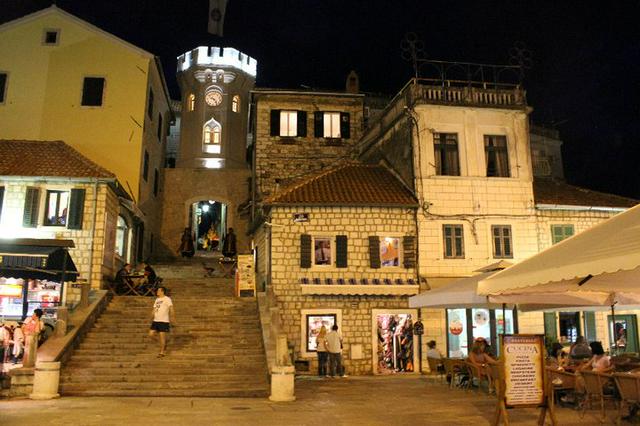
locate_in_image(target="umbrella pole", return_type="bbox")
[502,303,506,336]
[611,303,617,356]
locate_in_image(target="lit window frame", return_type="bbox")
[323,112,341,138]
[188,94,195,112]
[379,236,402,267]
[43,190,69,227]
[280,110,298,137]
[232,95,240,113]
[312,236,333,267]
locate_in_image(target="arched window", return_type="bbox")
[115,215,128,258]
[188,94,195,112]
[203,118,222,153]
[232,95,240,113]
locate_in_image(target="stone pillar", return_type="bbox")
[270,334,295,402]
[30,361,61,400]
[80,281,90,308]
[55,307,68,337]
[23,335,38,368]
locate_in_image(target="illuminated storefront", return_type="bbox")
[446,308,517,357]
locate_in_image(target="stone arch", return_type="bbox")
[183,194,235,229]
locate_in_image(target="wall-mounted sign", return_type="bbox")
[503,334,545,406]
[293,213,309,223]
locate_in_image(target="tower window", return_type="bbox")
[188,94,195,112]
[203,118,222,154]
[232,95,240,113]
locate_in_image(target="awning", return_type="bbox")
[0,239,78,281]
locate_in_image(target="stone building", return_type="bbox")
[0,6,172,266]
[159,47,256,257]
[254,163,421,375]
[0,140,124,288]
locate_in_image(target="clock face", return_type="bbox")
[205,91,222,106]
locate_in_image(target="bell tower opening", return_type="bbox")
[191,200,227,253]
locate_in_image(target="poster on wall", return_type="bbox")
[503,334,545,406]
[306,314,336,352]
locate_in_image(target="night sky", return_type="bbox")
[2,1,639,199]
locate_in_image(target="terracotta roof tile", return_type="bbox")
[534,179,638,208]
[264,163,418,207]
[0,140,115,179]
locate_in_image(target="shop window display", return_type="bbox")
[379,237,400,267]
[306,314,336,352]
[376,313,414,373]
[313,237,332,266]
[0,277,60,319]
[447,308,515,357]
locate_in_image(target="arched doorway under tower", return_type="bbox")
[190,200,227,253]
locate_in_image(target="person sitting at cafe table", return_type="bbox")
[569,336,592,360]
[577,341,612,373]
[468,338,498,388]
[115,263,134,294]
[548,342,568,368]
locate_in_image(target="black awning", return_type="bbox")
[0,241,78,281]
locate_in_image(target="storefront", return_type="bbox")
[372,309,419,374]
[0,239,78,321]
[446,307,517,357]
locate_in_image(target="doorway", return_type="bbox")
[608,314,639,354]
[372,310,417,374]
[191,200,227,253]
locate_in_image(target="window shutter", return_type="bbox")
[368,236,381,269]
[23,187,40,228]
[270,110,280,136]
[0,187,4,221]
[402,235,416,269]
[67,188,86,230]
[543,312,558,343]
[297,111,307,137]
[340,112,351,139]
[300,234,312,268]
[584,311,597,343]
[314,111,323,137]
[336,235,348,268]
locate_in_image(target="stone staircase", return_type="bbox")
[59,260,269,397]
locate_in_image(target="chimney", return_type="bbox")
[345,70,359,94]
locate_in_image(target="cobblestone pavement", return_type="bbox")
[0,375,607,425]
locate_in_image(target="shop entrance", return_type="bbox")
[373,310,417,374]
[190,200,227,253]
[446,308,516,358]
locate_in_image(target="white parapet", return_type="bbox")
[178,46,257,77]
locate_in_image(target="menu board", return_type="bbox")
[503,335,545,406]
[235,254,255,297]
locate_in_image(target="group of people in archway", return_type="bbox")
[179,226,236,258]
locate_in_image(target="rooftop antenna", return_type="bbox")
[508,41,532,85]
[401,32,426,80]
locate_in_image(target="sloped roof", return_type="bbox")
[264,163,418,207]
[534,179,638,209]
[0,140,115,179]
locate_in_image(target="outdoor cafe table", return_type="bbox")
[122,274,154,296]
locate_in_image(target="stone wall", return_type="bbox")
[264,205,418,375]
[253,92,364,199]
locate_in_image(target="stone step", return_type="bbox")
[59,382,268,392]
[60,374,268,383]
[59,387,269,398]
[64,360,267,369]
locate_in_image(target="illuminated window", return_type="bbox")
[280,111,298,137]
[379,237,401,267]
[115,215,128,257]
[313,236,332,266]
[203,119,221,145]
[188,94,195,111]
[485,135,510,177]
[44,190,69,226]
[232,95,240,113]
[434,133,460,176]
[323,112,341,138]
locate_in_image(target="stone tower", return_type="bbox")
[158,47,257,258]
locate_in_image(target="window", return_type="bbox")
[434,133,460,176]
[115,215,128,258]
[280,110,298,137]
[380,237,401,267]
[23,187,40,228]
[153,169,159,197]
[323,112,341,138]
[203,118,222,153]
[492,225,513,258]
[313,236,332,266]
[147,89,154,119]
[81,77,104,106]
[446,308,516,357]
[232,95,240,113]
[143,150,149,181]
[0,73,6,104]
[485,135,510,177]
[551,224,574,244]
[443,224,464,258]
[188,94,195,112]
[157,113,163,141]
[43,29,59,45]
[44,190,69,226]
[306,314,337,352]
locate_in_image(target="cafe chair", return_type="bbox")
[613,373,640,425]
[464,360,492,393]
[545,367,577,406]
[580,370,618,423]
[427,357,445,383]
[442,358,464,389]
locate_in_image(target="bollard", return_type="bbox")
[269,365,296,402]
[23,334,38,368]
[30,361,61,400]
[80,280,90,308]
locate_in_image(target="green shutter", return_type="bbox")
[369,236,381,269]
[270,110,280,136]
[300,234,312,268]
[297,111,307,137]
[340,112,350,139]
[544,312,558,343]
[336,235,348,268]
[23,187,40,228]
[402,235,416,269]
[67,188,86,230]
[314,111,323,137]
[584,311,597,342]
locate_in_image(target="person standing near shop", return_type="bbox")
[22,309,44,367]
[149,287,175,357]
[316,326,329,377]
[326,324,345,378]
[12,323,24,364]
